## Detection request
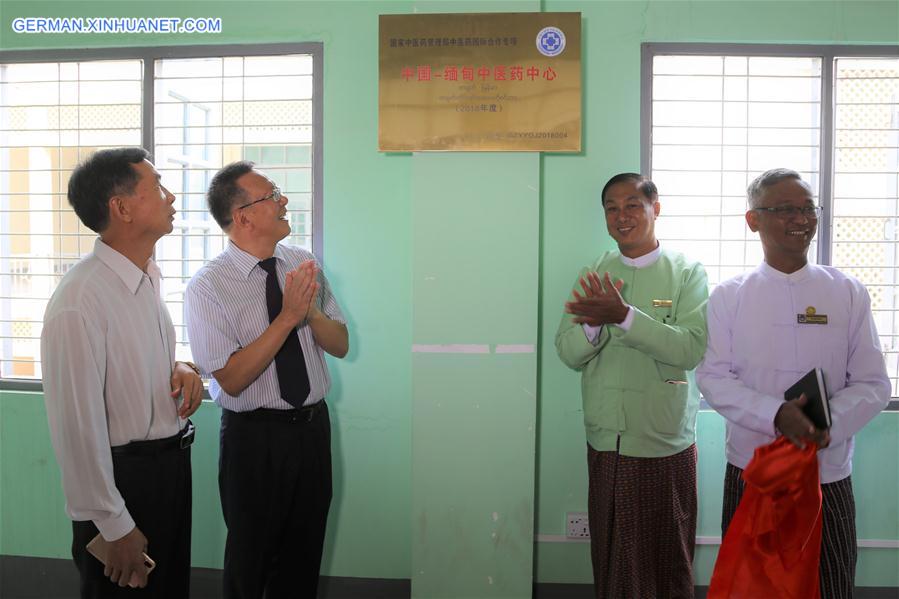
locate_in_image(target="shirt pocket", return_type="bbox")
[633,298,674,325]
[656,362,688,386]
[623,381,689,436]
[581,383,622,433]
[652,306,674,325]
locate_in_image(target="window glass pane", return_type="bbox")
[653,146,722,171]
[0,59,142,379]
[831,57,899,395]
[0,51,319,380]
[244,55,313,76]
[747,76,820,102]
[654,55,722,76]
[152,54,316,364]
[650,51,896,398]
[651,54,823,290]
[748,56,821,77]
[653,100,723,127]
[653,75,722,101]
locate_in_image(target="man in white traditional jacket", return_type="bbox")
[696,168,891,599]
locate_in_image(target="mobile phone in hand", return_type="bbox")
[86,533,156,587]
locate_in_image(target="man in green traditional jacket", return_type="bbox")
[556,172,708,599]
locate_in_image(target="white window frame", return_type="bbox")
[641,43,899,409]
[0,43,324,390]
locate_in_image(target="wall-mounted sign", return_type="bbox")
[379,12,581,152]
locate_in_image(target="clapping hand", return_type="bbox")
[565,271,629,327]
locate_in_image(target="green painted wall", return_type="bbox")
[410,152,539,598]
[536,0,899,588]
[1,0,898,591]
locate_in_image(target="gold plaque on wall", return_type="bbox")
[379,12,581,152]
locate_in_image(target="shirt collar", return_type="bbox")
[93,238,158,295]
[758,260,812,283]
[226,240,287,279]
[619,243,662,268]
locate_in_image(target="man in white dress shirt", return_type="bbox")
[696,168,891,598]
[185,162,348,599]
[41,148,203,598]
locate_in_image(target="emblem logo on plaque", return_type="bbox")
[536,26,566,57]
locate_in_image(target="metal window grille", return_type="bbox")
[642,44,899,399]
[0,44,323,383]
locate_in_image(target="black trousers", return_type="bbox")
[723,462,858,599]
[220,402,332,599]
[71,440,192,599]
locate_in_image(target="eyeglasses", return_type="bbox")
[753,205,823,219]
[236,186,282,211]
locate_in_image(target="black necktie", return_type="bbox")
[258,257,310,407]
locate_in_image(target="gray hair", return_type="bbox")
[747,168,807,209]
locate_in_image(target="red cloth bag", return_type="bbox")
[708,437,822,599]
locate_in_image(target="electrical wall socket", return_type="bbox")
[566,512,590,539]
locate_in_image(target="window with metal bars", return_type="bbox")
[642,43,899,400]
[0,44,323,384]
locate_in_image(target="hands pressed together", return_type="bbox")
[280,260,320,327]
[565,271,630,327]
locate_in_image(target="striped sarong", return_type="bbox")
[587,443,697,599]
[723,462,857,599]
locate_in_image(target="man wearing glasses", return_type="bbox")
[697,168,890,598]
[185,162,348,599]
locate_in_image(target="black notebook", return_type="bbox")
[784,368,831,430]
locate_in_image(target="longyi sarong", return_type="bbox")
[587,443,697,599]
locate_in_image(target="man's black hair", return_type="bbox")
[67,147,149,233]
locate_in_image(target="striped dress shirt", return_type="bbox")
[185,241,346,411]
[41,238,184,541]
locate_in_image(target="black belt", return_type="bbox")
[227,400,324,424]
[110,421,195,457]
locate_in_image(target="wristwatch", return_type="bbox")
[179,361,202,376]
